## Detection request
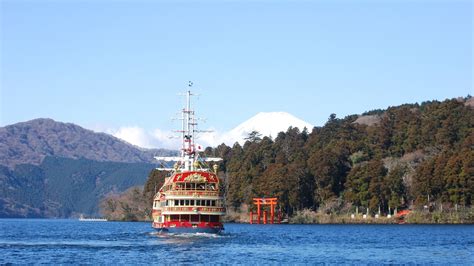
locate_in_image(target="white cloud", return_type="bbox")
[107,126,228,150]
[91,125,220,150]
[151,128,181,149]
[195,128,224,148]
[113,126,155,148]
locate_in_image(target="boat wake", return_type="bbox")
[149,231,228,239]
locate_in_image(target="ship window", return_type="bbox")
[166,200,169,206]
[191,183,196,190]
[196,200,201,206]
[185,200,190,206]
[175,200,179,206]
[210,215,219,222]
[180,200,184,206]
[197,183,205,190]
[206,200,210,206]
[170,215,179,221]
[211,200,216,206]
[190,200,195,206]
[191,215,199,222]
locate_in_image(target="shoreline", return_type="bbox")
[0,217,472,225]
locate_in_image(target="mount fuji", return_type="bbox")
[204,112,314,146]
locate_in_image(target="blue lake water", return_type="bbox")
[0,219,473,264]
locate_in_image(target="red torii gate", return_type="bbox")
[249,197,280,224]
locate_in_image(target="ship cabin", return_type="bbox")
[152,171,225,228]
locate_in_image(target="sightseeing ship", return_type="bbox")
[151,87,226,234]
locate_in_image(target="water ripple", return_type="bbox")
[0,220,473,264]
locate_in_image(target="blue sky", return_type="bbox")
[1,0,472,147]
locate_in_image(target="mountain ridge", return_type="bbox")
[0,118,175,168]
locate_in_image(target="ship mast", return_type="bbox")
[183,84,195,171]
[155,82,222,172]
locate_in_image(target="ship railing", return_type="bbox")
[164,207,226,212]
[166,191,219,197]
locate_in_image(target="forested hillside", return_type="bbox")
[191,97,474,216]
[0,157,155,217]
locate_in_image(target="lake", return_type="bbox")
[0,219,472,264]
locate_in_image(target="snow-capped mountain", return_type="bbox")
[219,112,314,145]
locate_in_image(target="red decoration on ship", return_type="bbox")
[152,85,225,234]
